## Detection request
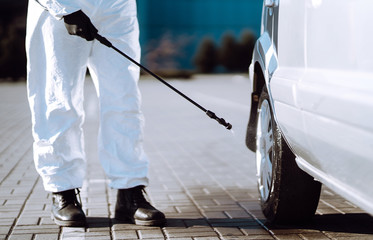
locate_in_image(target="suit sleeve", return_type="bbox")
[36,0,81,19]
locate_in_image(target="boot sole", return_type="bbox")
[134,218,166,226]
[114,215,166,227]
[51,214,86,227]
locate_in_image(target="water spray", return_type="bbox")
[94,33,232,130]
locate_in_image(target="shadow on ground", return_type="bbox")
[86,213,373,235]
[266,213,373,235]
[86,217,259,228]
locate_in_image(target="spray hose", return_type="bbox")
[94,33,232,130]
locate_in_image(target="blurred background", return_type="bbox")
[0,0,262,81]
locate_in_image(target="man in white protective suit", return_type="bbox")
[26,0,166,227]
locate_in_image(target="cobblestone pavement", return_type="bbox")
[0,75,373,239]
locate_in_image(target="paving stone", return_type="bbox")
[138,229,164,239]
[38,217,55,225]
[184,219,210,228]
[0,226,11,235]
[299,232,331,240]
[16,217,40,226]
[324,232,373,239]
[242,229,275,238]
[112,230,138,239]
[275,234,303,240]
[224,210,252,219]
[112,223,159,231]
[203,211,228,219]
[0,219,15,226]
[270,228,320,235]
[167,238,192,240]
[18,207,50,215]
[214,226,245,236]
[11,225,60,235]
[60,227,86,240]
[84,231,112,239]
[224,236,274,240]
[193,238,220,240]
[8,234,33,240]
[165,212,205,219]
[166,227,219,239]
[33,234,59,240]
[22,203,45,211]
[210,219,257,226]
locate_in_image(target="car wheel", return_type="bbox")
[256,86,322,224]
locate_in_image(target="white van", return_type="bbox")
[246,0,373,223]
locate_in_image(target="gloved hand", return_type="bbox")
[63,10,98,41]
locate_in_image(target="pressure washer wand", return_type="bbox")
[94,33,232,130]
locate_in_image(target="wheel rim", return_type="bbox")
[256,99,273,202]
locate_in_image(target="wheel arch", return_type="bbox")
[246,61,266,151]
[246,30,279,152]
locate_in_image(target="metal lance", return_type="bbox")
[94,33,232,130]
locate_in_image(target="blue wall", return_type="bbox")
[137,0,262,70]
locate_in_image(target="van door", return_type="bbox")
[269,0,312,162]
[296,0,373,212]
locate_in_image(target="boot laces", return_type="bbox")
[57,189,82,209]
[133,187,152,208]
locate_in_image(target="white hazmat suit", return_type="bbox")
[26,0,149,192]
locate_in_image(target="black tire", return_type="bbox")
[255,86,321,224]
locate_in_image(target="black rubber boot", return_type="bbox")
[51,189,86,227]
[114,186,166,226]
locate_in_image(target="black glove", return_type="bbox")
[63,10,98,41]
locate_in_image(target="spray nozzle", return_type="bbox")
[206,110,232,130]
